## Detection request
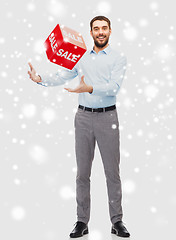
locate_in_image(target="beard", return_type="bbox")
[93,34,110,48]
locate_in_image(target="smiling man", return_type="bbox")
[91,20,110,47]
[28,16,130,238]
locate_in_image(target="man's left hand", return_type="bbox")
[64,75,93,93]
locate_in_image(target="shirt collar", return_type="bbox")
[90,44,111,55]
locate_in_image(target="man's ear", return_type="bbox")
[90,30,93,37]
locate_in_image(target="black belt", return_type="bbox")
[78,105,116,112]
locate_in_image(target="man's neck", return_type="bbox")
[93,43,109,54]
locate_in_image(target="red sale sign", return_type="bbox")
[44,24,87,70]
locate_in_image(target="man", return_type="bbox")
[28,16,130,238]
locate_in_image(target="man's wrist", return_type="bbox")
[37,75,42,82]
[88,85,93,93]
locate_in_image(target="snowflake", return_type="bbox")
[11,206,26,221]
[97,1,111,14]
[123,179,136,194]
[59,186,75,200]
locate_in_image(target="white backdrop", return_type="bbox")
[0,0,175,239]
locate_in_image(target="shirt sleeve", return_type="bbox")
[90,55,127,96]
[37,67,78,87]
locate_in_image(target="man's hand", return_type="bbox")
[28,62,42,83]
[64,75,93,93]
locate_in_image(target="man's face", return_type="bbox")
[90,20,111,48]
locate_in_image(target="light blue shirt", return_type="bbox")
[38,44,127,108]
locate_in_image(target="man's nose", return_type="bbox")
[99,28,103,34]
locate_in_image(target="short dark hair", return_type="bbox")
[90,16,111,31]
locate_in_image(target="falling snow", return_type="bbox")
[59,185,75,199]
[41,108,57,123]
[123,179,136,195]
[97,2,111,14]
[29,145,48,164]
[11,206,26,221]
[22,103,37,118]
[0,0,175,240]
[123,25,138,41]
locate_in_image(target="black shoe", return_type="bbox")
[111,221,130,238]
[69,221,88,238]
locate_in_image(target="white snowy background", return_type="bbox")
[0,0,175,239]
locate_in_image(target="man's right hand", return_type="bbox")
[28,62,42,83]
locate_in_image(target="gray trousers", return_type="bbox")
[74,107,123,224]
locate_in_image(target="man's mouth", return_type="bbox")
[97,36,105,40]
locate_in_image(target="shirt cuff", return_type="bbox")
[36,74,48,87]
[90,84,107,96]
[90,83,120,96]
